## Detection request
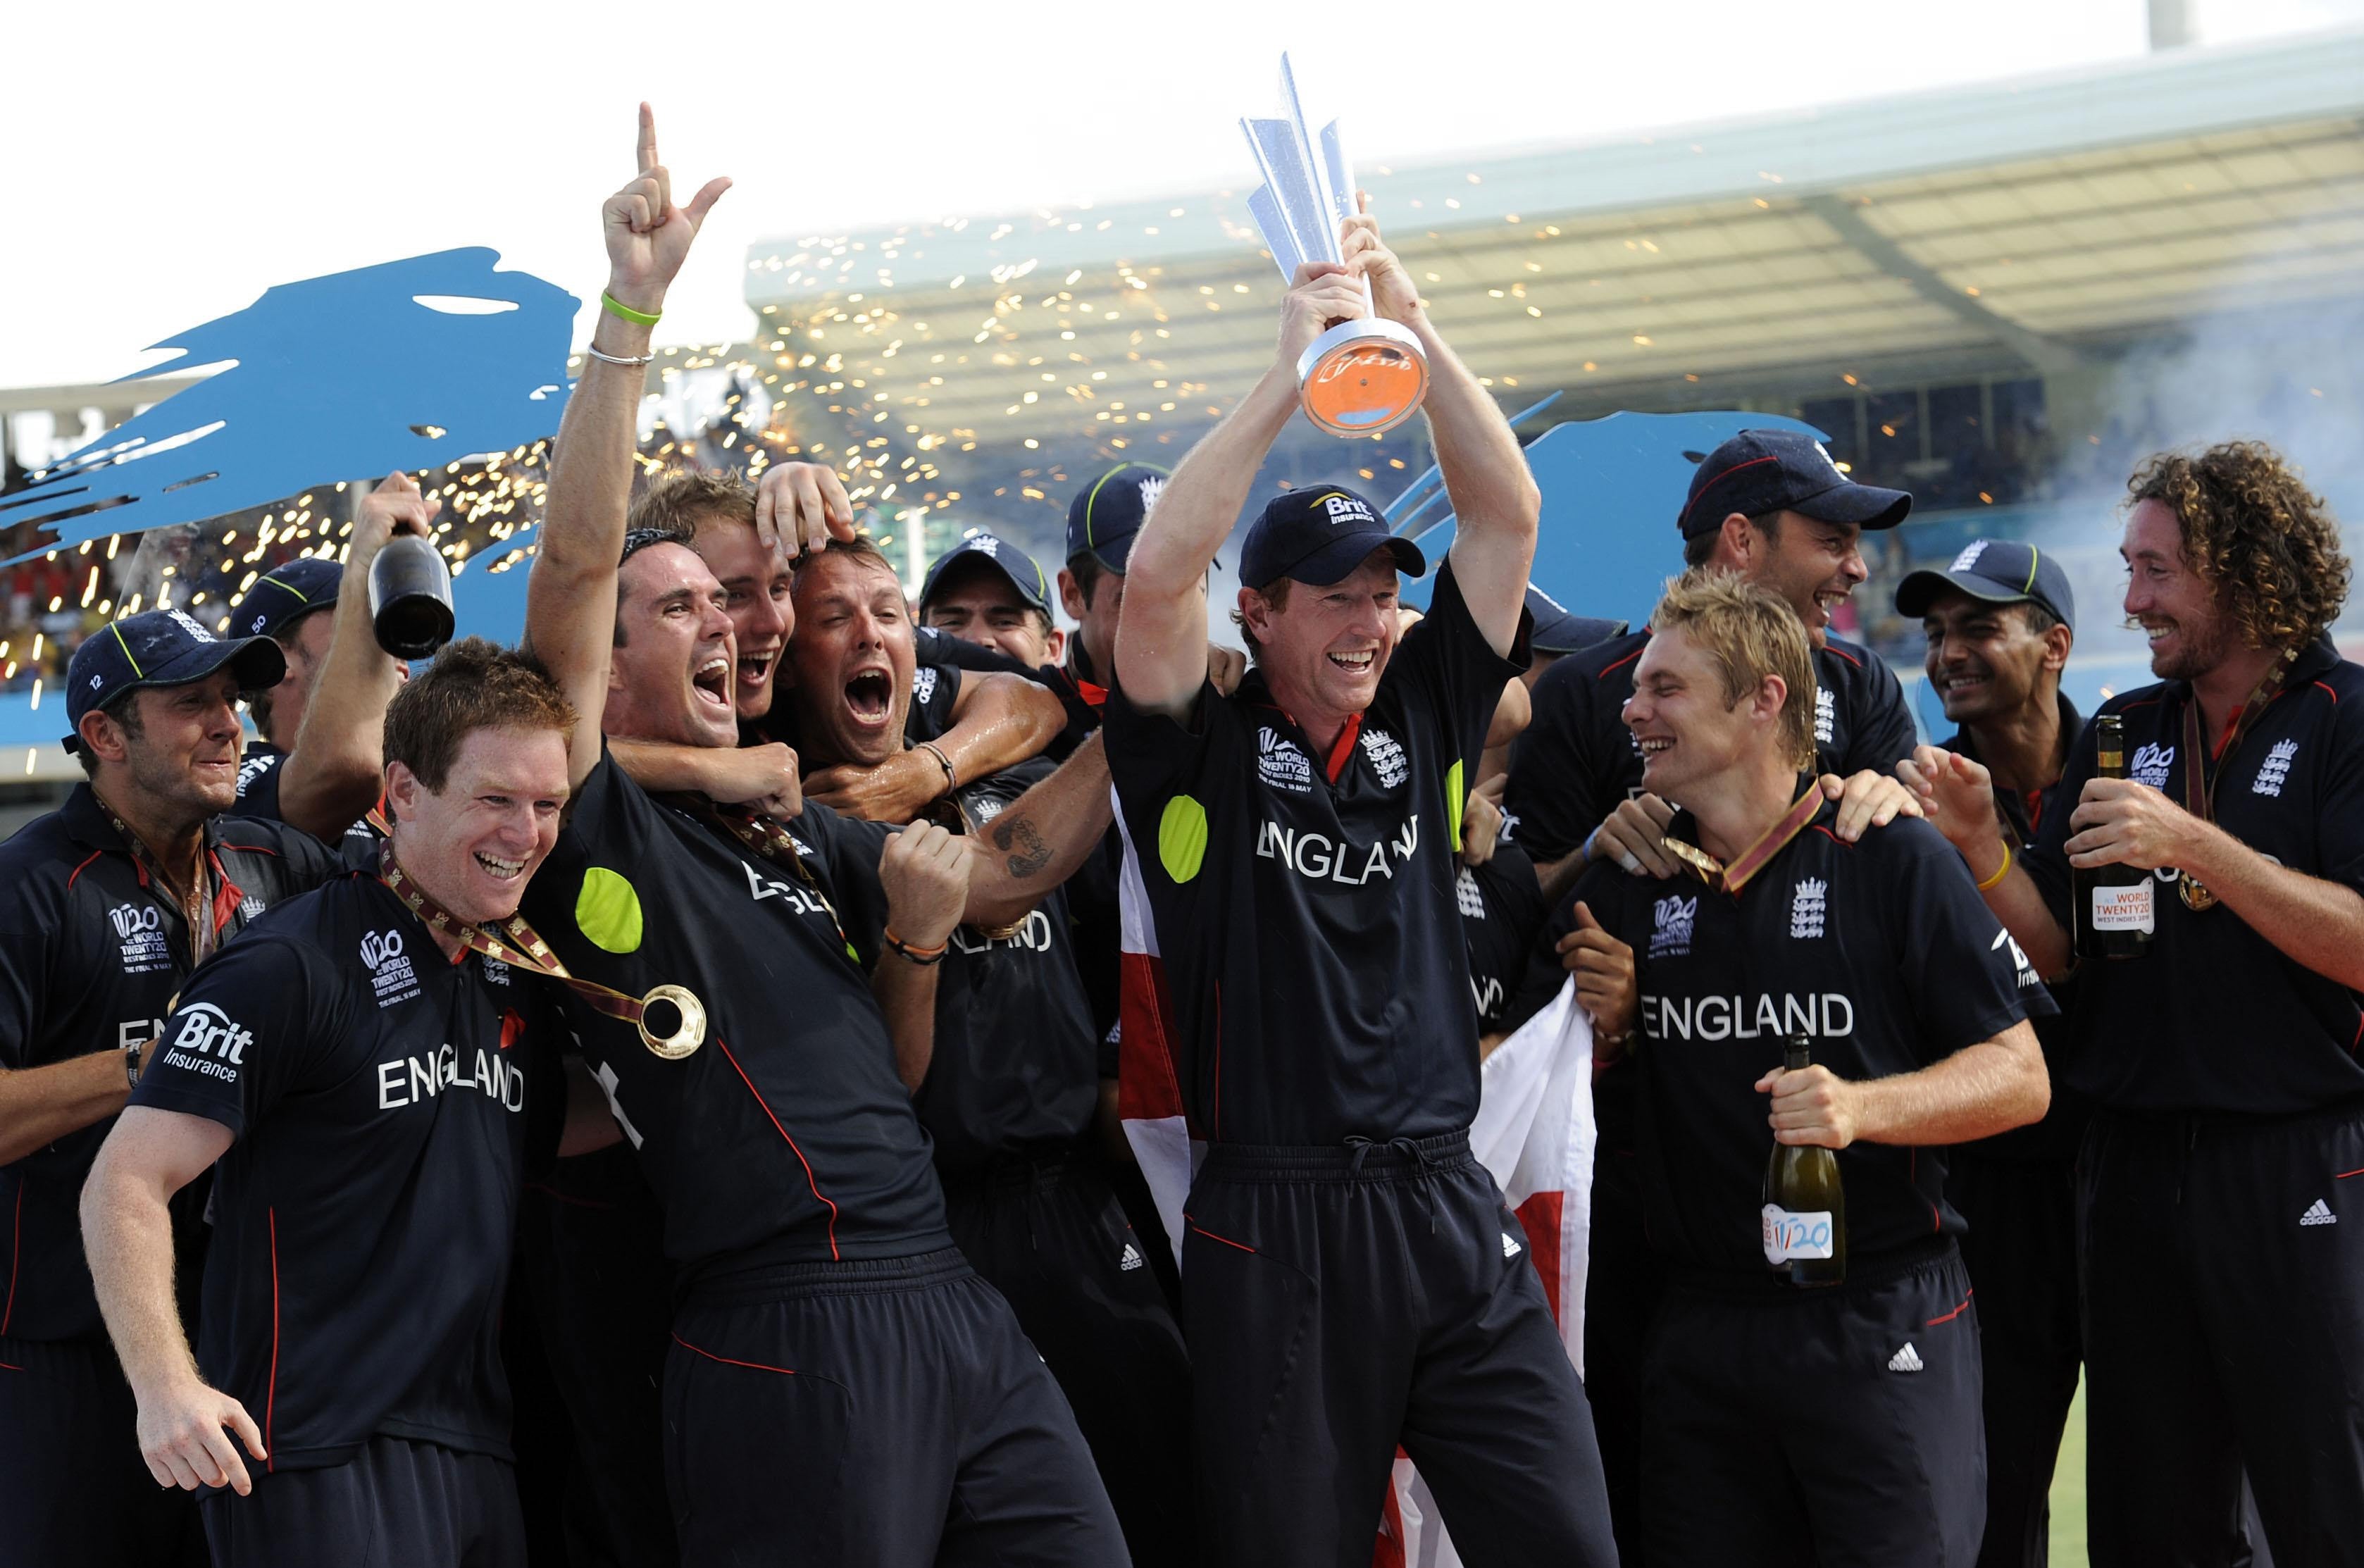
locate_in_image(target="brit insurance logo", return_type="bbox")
[1319,491,1378,528]
[236,752,280,795]
[1789,878,1827,940]
[1360,726,1410,790]
[164,1002,251,1083]
[1650,892,1697,959]
[1256,726,1314,795]
[1815,687,1836,746]
[361,928,421,1008]
[110,902,170,975]
[1992,926,2043,991]
[2253,739,2297,797]
[2131,742,2175,789]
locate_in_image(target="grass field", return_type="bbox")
[2048,1378,2089,1564]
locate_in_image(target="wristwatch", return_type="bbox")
[124,1040,143,1089]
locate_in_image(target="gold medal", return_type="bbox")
[1661,837,1725,885]
[2178,876,2218,913]
[637,983,707,1061]
[378,844,710,1063]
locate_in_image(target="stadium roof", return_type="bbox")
[740,26,2364,435]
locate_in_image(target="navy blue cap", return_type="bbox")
[1895,537,2076,632]
[1524,585,1629,654]
[63,609,287,753]
[1680,429,1911,539]
[1065,464,1169,573]
[1238,485,1426,589]
[231,556,342,641]
[919,529,1052,616]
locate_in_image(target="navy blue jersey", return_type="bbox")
[2022,637,2364,1116]
[1505,628,1917,863]
[520,752,948,1274]
[1106,564,1526,1144]
[890,760,1100,1177]
[1460,841,1548,1034]
[130,874,562,1469]
[1559,800,2051,1276]
[0,789,338,1342]
[1944,692,2090,1159]
[232,739,382,857]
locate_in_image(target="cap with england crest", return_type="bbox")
[1679,429,1912,539]
[920,529,1053,617]
[1894,537,2076,631]
[1066,463,1171,573]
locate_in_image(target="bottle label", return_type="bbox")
[2091,883,2155,933]
[1762,1203,1836,1264]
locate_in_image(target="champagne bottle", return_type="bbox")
[2074,714,2155,960]
[369,533,455,660]
[1762,1037,1845,1287]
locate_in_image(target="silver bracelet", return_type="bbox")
[584,344,655,368]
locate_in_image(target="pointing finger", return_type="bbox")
[637,102,659,175]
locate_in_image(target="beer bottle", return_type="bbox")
[2074,714,2155,960]
[1762,1037,1845,1287]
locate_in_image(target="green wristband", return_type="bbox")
[601,292,661,327]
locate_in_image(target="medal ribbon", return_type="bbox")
[377,842,705,1057]
[659,795,863,964]
[1661,784,1824,895]
[2173,647,2296,909]
[97,792,239,966]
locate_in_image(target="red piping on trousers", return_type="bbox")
[1184,1218,1257,1254]
[672,1333,797,1376]
[1924,1288,1974,1327]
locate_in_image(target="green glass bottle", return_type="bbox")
[1762,1036,1846,1287]
[2074,714,2155,960]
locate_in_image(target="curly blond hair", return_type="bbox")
[2127,442,2351,652]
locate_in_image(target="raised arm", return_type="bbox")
[526,104,730,789]
[1342,201,1537,654]
[81,1107,257,1494]
[273,473,430,840]
[1115,262,1367,718]
[962,733,1114,930]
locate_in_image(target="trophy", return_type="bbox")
[1241,55,1429,438]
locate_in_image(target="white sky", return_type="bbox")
[4,0,2361,390]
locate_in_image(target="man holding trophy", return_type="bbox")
[1105,73,1618,1562]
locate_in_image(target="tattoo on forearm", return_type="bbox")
[992,814,1053,878]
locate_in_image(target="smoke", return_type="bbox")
[2020,283,2364,697]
